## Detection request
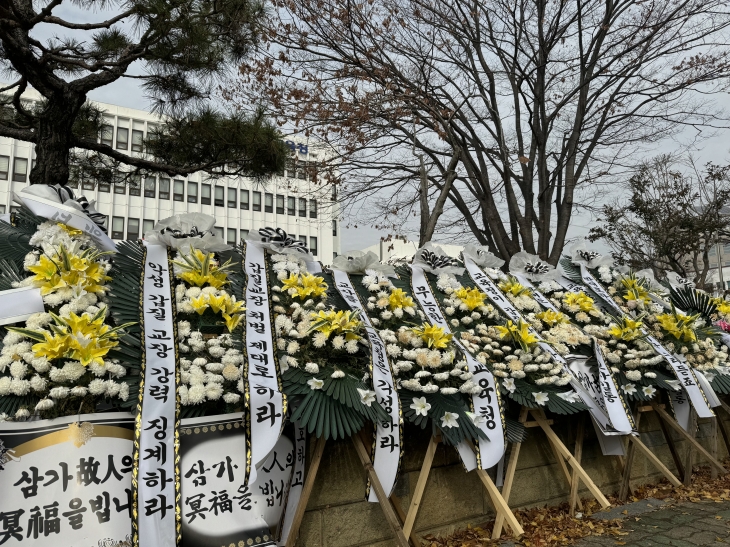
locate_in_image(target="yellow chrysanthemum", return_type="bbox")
[412,323,453,349]
[388,288,414,310]
[562,292,595,313]
[498,278,532,297]
[453,287,487,311]
[309,309,362,340]
[495,319,538,350]
[607,316,644,341]
[536,310,569,327]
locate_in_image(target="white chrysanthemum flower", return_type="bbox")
[88,379,107,395]
[188,384,206,404]
[287,341,300,355]
[49,386,70,399]
[30,375,47,392]
[71,386,89,397]
[9,362,27,379]
[205,384,224,400]
[223,392,241,404]
[35,399,55,411]
[62,361,86,382]
[331,370,345,379]
[305,362,320,374]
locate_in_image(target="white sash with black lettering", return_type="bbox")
[278,421,307,546]
[137,242,179,547]
[244,242,285,485]
[507,273,634,436]
[575,266,714,421]
[409,264,505,469]
[514,274,560,313]
[332,270,401,501]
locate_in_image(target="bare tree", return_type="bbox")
[231,0,730,262]
[589,155,730,289]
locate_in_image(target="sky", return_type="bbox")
[24,5,730,256]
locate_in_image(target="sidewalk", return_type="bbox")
[577,498,730,547]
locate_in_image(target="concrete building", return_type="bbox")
[0,93,341,263]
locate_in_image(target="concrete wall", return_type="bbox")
[294,410,729,547]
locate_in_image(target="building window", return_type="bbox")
[298,161,306,180]
[710,247,717,256]
[116,127,129,150]
[99,182,110,193]
[214,227,224,239]
[299,198,306,217]
[310,236,318,256]
[0,156,8,180]
[253,191,261,212]
[12,158,28,182]
[286,157,295,179]
[288,197,296,216]
[188,182,198,203]
[241,229,249,240]
[101,124,113,146]
[173,180,184,202]
[129,180,141,196]
[114,181,126,194]
[83,180,96,191]
[332,185,337,201]
[240,190,249,210]
[309,199,317,219]
[265,193,273,213]
[159,178,170,200]
[332,220,337,236]
[143,219,155,235]
[276,194,285,215]
[111,216,125,239]
[214,186,224,207]
[228,188,236,208]
[299,235,307,247]
[131,129,144,152]
[144,177,156,198]
[227,228,237,245]
[201,184,211,205]
[127,218,140,240]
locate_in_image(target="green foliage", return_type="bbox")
[669,286,718,322]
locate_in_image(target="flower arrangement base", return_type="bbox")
[492,406,612,539]
[284,433,411,547]
[617,403,682,502]
[400,434,524,543]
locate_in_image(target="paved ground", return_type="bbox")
[576,498,730,547]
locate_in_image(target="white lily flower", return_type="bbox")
[410,397,431,417]
[357,388,377,407]
[307,378,324,390]
[440,411,460,428]
[466,412,487,428]
[621,383,637,395]
[642,386,656,398]
[556,390,581,404]
[533,392,549,406]
[502,378,516,393]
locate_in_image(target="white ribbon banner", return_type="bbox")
[0,286,45,325]
[410,264,505,469]
[244,243,286,485]
[14,191,116,252]
[331,270,402,502]
[471,263,635,442]
[137,242,179,547]
[574,266,714,422]
[278,422,306,546]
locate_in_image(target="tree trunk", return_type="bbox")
[29,93,86,186]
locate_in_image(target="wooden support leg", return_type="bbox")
[402,435,439,538]
[285,436,326,547]
[656,406,685,480]
[476,468,524,538]
[389,495,421,547]
[569,415,585,516]
[683,408,698,486]
[492,408,528,540]
[351,434,411,547]
[650,402,727,475]
[618,411,641,502]
[627,435,682,487]
[530,409,611,509]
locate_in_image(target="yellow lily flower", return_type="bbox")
[172,247,232,288]
[222,313,243,332]
[412,323,453,349]
[388,288,415,310]
[191,295,209,315]
[296,273,328,299]
[713,298,730,315]
[607,316,644,341]
[281,273,301,292]
[495,319,538,350]
[498,278,532,297]
[536,310,569,326]
[309,309,362,340]
[562,292,595,312]
[454,287,487,310]
[656,311,698,343]
[32,332,70,361]
[207,293,229,314]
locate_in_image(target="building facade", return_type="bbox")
[0,97,341,263]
